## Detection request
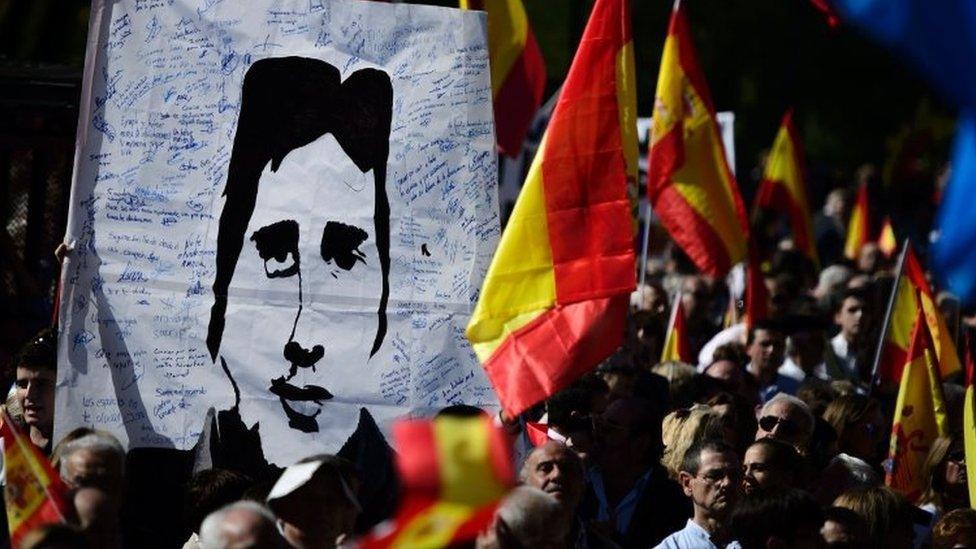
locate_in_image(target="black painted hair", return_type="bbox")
[9,327,58,376]
[207,56,392,362]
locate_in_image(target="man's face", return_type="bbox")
[748,329,785,379]
[221,134,381,437]
[681,277,708,319]
[834,297,866,341]
[15,366,55,433]
[755,401,809,448]
[681,449,741,518]
[522,443,583,512]
[742,443,789,494]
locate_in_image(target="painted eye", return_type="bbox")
[264,251,298,278]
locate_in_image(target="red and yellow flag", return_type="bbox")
[754,110,819,266]
[466,0,637,416]
[661,292,692,363]
[962,332,976,509]
[886,306,949,502]
[460,0,547,157]
[877,244,961,384]
[355,415,514,548]
[844,183,871,260]
[647,2,749,278]
[878,216,898,257]
[1,411,70,547]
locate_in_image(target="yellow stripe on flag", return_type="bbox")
[390,501,480,549]
[461,0,530,97]
[964,384,976,509]
[466,135,556,362]
[434,417,508,506]
[617,41,638,183]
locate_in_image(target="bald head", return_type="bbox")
[520,442,583,513]
[199,501,281,549]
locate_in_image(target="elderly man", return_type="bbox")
[198,501,282,549]
[754,393,814,452]
[476,487,567,549]
[656,439,742,549]
[59,431,126,500]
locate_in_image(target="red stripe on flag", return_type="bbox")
[392,421,441,499]
[494,29,546,157]
[483,296,628,415]
[653,180,734,277]
[754,181,815,259]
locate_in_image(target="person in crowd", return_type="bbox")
[811,453,880,507]
[8,327,57,452]
[917,435,970,518]
[820,506,868,548]
[59,431,126,503]
[813,188,850,266]
[198,500,283,549]
[519,441,585,544]
[635,282,669,316]
[73,486,122,549]
[833,485,914,549]
[183,469,254,549]
[682,276,720,359]
[777,312,830,384]
[829,288,871,382]
[19,524,88,549]
[706,391,756,455]
[742,437,801,495]
[476,486,568,549]
[655,439,741,549]
[661,405,724,480]
[744,321,788,400]
[857,242,884,275]
[821,394,886,464]
[581,397,689,547]
[652,361,698,410]
[754,393,815,452]
[813,265,853,311]
[730,488,824,549]
[545,374,610,465]
[266,455,360,549]
[930,508,976,549]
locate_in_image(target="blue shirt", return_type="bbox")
[587,467,652,537]
[654,519,741,549]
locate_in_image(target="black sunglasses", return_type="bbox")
[758,415,798,436]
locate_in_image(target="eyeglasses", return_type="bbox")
[758,415,798,436]
[697,467,742,484]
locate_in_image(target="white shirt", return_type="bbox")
[654,519,740,549]
[778,356,828,383]
[697,323,746,371]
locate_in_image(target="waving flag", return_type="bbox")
[1,411,70,547]
[661,292,692,363]
[874,243,960,385]
[460,0,547,157]
[963,332,976,509]
[886,306,949,502]
[355,415,514,548]
[466,0,637,417]
[844,182,871,260]
[647,0,749,278]
[754,110,818,266]
[878,216,897,257]
[824,0,976,306]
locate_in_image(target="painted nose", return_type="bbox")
[284,340,324,370]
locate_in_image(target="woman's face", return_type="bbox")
[944,444,968,487]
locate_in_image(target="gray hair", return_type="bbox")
[199,500,277,549]
[495,486,566,548]
[58,431,126,479]
[762,392,815,434]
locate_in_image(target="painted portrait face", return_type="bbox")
[220,134,382,434]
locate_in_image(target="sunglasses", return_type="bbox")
[758,415,798,436]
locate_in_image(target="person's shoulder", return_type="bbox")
[650,522,695,549]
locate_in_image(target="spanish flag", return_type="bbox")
[466,0,637,416]
[460,0,547,157]
[647,1,749,278]
[661,292,692,363]
[355,415,514,548]
[962,332,976,509]
[886,305,949,502]
[876,243,960,385]
[754,110,819,267]
[878,216,898,257]
[1,411,70,547]
[844,183,871,260]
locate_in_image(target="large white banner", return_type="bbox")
[57,0,500,466]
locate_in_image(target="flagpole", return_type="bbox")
[638,201,652,288]
[869,238,911,392]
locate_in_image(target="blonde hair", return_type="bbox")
[661,404,723,479]
[834,485,912,548]
[917,436,955,512]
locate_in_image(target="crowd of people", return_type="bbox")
[4,183,976,549]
